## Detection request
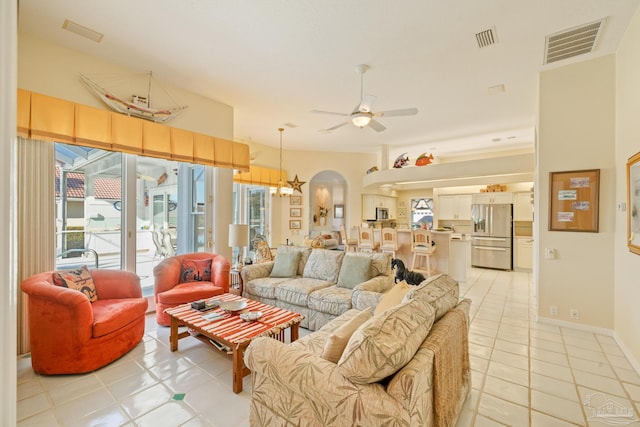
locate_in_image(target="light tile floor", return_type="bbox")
[16,268,640,426]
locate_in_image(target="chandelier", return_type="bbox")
[271,127,293,197]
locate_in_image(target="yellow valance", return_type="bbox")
[16,89,249,171]
[234,165,288,187]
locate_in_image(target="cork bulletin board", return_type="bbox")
[627,152,640,255]
[549,169,600,232]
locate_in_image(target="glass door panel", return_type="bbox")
[54,143,122,270]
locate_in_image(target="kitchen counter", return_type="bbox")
[377,229,468,282]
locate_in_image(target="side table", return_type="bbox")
[229,268,243,296]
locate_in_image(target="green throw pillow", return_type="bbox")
[337,255,372,289]
[270,251,301,278]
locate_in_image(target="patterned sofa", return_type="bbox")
[240,247,393,330]
[245,274,471,426]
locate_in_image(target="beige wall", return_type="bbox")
[248,140,377,246]
[18,32,234,139]
[537,55,616,329]
[18,32,236,260]
[615,7,640,369]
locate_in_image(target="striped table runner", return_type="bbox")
[165,293,304,346]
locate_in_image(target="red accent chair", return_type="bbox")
[153,252,230,326]
[20,269,148,375]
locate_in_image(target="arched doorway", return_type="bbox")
[308,170,348,232]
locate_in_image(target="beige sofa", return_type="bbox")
[245,274,471,427]
[240,247,393,330]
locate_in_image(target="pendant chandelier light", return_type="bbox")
[271,127,293,197]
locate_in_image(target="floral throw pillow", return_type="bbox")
[181,259,212,283]
[54,265,98,302]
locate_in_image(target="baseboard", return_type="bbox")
[537,316,640,376]
[613,331,640,376]
[537,316,614,336]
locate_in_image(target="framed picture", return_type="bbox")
[289,220,301,230]
[290,207,302,217]
[334,204,344,219]
[290,195,301,205]
[627,152,640,254]
[549,169,600,232]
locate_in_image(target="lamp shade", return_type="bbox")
[229,224,249,247]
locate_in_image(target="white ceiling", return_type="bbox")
[18,0,640,159]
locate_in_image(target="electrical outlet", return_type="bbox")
[550,305,558,316]
[545,248,556,259]
[570,309,579,320]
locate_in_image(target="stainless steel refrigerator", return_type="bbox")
[471,203,513,270]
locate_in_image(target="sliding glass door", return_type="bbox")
[55,143,207,295]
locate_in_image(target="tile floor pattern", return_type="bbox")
[16,268,640,426]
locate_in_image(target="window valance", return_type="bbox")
[234,165,287,188]
[17,89,250,171]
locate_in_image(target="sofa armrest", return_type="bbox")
[245,337,407,425]
[240,261,274,283]
[21,274,94,343]
[351,275,394,311]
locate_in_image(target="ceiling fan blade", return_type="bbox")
[357,95,377,113]
[320,121,351,132]
[375,107,419,117]
[368,119,387,132]
[311,109,349,117]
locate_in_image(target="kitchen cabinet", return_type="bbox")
[362,195,397,220]
[515,237,534,270]
[472,192,513,205]
[514,192,533,221]
[438,195,472,220]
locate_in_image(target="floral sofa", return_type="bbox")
[240,247,394,330]
[245,274,471,426]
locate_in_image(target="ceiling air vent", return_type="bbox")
[62,19,104,43]
[475,27,497,48]
[543,18,606,65]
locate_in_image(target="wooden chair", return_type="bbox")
[340,225,358,252]
[380,227,399,258]
[411,229,436,276]
[357,226,379,252]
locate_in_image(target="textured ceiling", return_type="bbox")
[18,0,640,159]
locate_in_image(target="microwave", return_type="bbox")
[376,207,389,220]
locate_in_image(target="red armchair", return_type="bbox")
[153,252,230,326]
[20,269,148,374]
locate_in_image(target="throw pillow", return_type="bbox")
[270,251,301,278]
[320,308,372,363]
[180,258,212,282]
[54,265,98,302]
[338,297,436,384]
[302,249,345,282]
[276,245,312,276]
[336,255,371,289]
[374,281,412,316]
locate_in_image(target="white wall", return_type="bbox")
[537,55,616,328]
[615,7,640,369]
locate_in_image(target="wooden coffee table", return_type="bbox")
[165,293,304,393]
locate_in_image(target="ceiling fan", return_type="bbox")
[312,64,418,133]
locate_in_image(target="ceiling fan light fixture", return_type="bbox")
[351,113,371,128]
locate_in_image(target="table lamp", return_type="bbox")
[228,224,248,269]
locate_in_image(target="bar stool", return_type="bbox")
[340,225,358,252]
[357,226,379,252]
[411,229,436,276]
[380,227,399,258]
